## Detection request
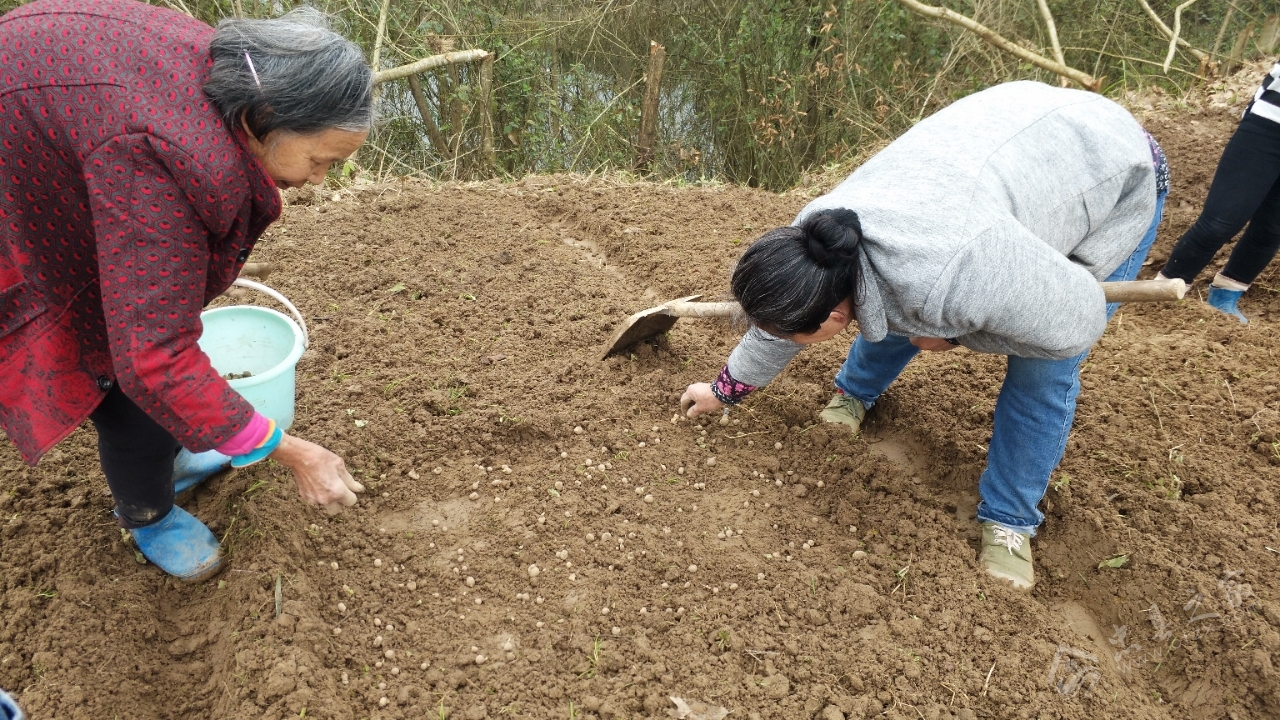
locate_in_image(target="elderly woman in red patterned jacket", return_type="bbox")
[0,0,371,581]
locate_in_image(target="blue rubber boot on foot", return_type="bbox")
[173,448,231,495]
[0,688,24,720]
[129,506,225,582]
[1207,285,1249,325]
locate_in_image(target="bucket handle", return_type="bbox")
[231,277,310,349]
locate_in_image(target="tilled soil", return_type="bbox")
[3,97,1280,720]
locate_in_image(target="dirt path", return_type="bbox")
[3,105,1280,720]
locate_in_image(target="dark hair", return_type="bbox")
[203,8,374,139]
[730,208,864,335]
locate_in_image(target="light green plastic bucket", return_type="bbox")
[198,280,309,431]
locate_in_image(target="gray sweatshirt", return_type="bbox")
[726,81,1158,388]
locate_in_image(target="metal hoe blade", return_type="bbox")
[601,294,702,359]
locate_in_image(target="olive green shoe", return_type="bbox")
[979,522,1034,591]
[819,393,867,434]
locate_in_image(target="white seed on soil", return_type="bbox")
[330,561,339,570]
[638,442,646,447]
[420,662,429,670]
[433,467,443,474]
[586,533,596,541]
[374,558,383,567]
[375,661,383,669]
[757,573,766,580]
[719,414,729,425]
[560,451,568,458]
[574,426,584,434]
[374,635,384,647]
[852,550,867,560]
[556,549,569,560]
[469,492,479,500]
[332,627,342,636]
[601,607,609,615]
[379,697,388,707]
[705,457,716,466]
[391,667,399,675]
[537,516,545,525]
[634,486,644,495]
[474,598,483,605]
[528,564,540,578]
[729,583,739,590]
[407,581,417,591]
[601,532,612,541]
[717,532,725,540]
[408,470,420,480]
[337,602,346,612]
[644,494,654,503]
[775,479,782,486]
[384,649,396,660]
[432,519,440,527]
[677,467,684,475]
[490,479,502,487]
[612,626,622,636]
[688,565,697,572]
[752,490,760,497]
[387,623,395,631]
[774,442,783,450]
[568,573,576,581]
[465,576,475,587]
[502,640,514,652]
[375,618,383,627]
[378,682,387,690]
[341,671,349,685]
[554,481,563,489]
[536,621,545,628]
[502,465,512,474]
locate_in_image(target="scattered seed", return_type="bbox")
[374,635,384,647]
[379,697,388,707]
[644,494,654,503]
[469,492,479,500]
[374,558,383,568]
[337,602,346,612]
[688,565,697,572]
[705,457,716,467]
[729,583,739,590]
[330,561,339,570]
[384,649,396,660]
[420,662,429,670]
[333,627,342,635]
[774,442,783,450]
[574,426,584,434]
[528,564,540,578]
[612,626,622,636]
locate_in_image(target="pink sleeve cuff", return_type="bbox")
[215,412,271,456]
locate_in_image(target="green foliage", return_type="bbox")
[0,0,1265,189]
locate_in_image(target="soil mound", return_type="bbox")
[3,103,1280,720]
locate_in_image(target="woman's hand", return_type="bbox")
[680,382,725,419]
[269,433,364,514]
[910,337,959,352]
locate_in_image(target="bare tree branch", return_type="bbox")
[1134,0,1209,63]
[1164,0,1204,72]
[893,0,1099,90]
[373,50,490,85]
[370,0,392,99]
[1035,0,1068,86]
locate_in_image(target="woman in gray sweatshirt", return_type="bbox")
[680,81,1168,591]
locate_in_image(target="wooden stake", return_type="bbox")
[636,41,666,171]
[894,0,1099,90]
[480,53,496,174]
[407,74,451,160]
[370,0,392,100]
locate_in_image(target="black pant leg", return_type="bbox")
[1161,115,1280,283]
[88,385,178,528]
[1222,171,1280,283]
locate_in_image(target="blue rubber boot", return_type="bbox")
[1207,285,1249,325]
[129,506,225,582]
[0,688,24,720]
[173,448,231,495]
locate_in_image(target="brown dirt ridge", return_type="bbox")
[4,87,1280,720]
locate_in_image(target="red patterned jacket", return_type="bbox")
[0,0,281,464]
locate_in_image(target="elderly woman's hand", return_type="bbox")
[269,433,364,514]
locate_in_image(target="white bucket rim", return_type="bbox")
[201,305,306,390]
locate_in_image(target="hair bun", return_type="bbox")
[799,209,862,268]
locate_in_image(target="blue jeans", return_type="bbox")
[834,194,1166,534]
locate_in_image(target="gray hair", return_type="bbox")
[204,7,374,139]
